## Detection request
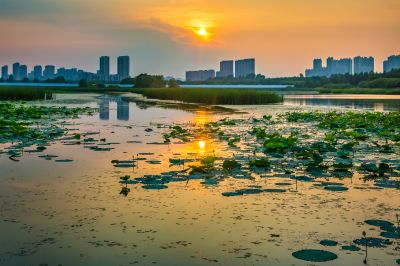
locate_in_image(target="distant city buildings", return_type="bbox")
[99,56,110,81]
[117,56,130,80]
[19,65,28,79]
[216,60,234,78]
[186,58,255,81]
[306,57,355,77]
[1,65,8,80]
[383,54,400,73]
[186,70,215,81]
[33,65,43,80]
[235,58,255,78]
[354,56,374,74]
[12,63,20,80]
[43,65,55,80]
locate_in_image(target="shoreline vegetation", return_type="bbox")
[0,86,283,105]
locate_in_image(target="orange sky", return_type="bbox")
[0,0,399,77]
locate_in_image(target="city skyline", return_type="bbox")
[0,0,399,78]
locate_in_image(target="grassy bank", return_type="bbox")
[318,88,400,95]
[131,88,283,105]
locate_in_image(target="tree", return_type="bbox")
[167,78,180,88]
[22,77,29,83]
[78,78,88,88]
[134,73,166,88]
[7,75,14,82]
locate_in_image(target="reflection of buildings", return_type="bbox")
[117,98,129,121]
[99,96,110,120]
[98,97,130,121]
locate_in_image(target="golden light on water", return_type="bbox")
[198,140,206,149]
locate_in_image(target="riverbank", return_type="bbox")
[318,88,400,95]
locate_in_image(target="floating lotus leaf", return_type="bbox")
[375,179,400,189]
[142,184,168,190]
[365,219,394,227]
[292,249,338,262]
[380,231,400,239]
[320,240,338,246]
[324,186,348,192]
[55,159,74,163]
[353,237,391,248]
[341,245,360,251]
[264,189,286,193]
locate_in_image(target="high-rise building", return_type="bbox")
[1,65,8,80]
[235,58,255,78]
[117,56,130,80]
[216,60,234,78]
[19,65,28,80]
[43,65,55,80]
[354,56,374,74]
[185,70,215,81]
[13,62,20,80]
[99,56,110,81]
[33,65,43,80]
[383,54,400,73]
[313,59,323,70]
[325,57,352,76]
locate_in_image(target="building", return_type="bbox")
[306,57,352,77]
[383,54,400,73]
[33,65,43,80]
[12,63,20,80]
[99,56,110,81]
[354,56,374,74]
[117,56,130,80]
[43,65,55,80]
[19,65,28,80]
[216,60,234,78]
[185,70,215,81]
[1,65,8,80]
[235,58,255,78]
[117,98,130,121]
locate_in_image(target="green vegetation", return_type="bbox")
[184,69,400,90]
[132,88,283,105]
[318,88,400,94]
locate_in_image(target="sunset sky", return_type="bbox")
[0,0,399,78]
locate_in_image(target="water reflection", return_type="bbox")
[98,96,130,121]
[284,95,400,111]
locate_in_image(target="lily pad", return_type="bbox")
[353,237,391,248]
[292,249,338,262]
[324,186,348,192]
[55,159,74,163]
[264,189,286,193]
[142,184,168,190]
[320,240,338,246]
[341,245,360,251]
[364,219,394,227]
[380,231,400,239]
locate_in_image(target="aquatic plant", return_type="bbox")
[222,160,241,171]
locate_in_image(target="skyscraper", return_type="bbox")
[117,56,130,80]
[353,56,374,74]
[1,65,8,80]
[235,58,255,78]
[326,57,352,76]
[216,60,234,78]
[313,59,322,70]
[99,56,110,81]
[33,65,43,80]
[186,70,215,81]
[43,65,55,80]
[19,65,28,79]
[13,62,20,80]
[383,54,400,73]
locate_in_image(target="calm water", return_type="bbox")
[0,93,399,266]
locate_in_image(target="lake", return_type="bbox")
[0,92,399,265]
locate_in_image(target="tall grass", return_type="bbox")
[132,88,283,105]
[318,88,400,95]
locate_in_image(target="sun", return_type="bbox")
[197,28,207,36]
[192,27,211,41]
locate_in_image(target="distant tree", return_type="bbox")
[134,73,166,88]
[33,78,39,83]
[97,83,106,88]
[121,78,135,84]
[7,75,14,82]
[0,77,3,82]
[22,77,29,83]
[167,78,180,88]
[78,79,88,88]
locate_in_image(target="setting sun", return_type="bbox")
[192,27,211,41]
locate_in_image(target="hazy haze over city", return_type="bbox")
[0,0,399,78]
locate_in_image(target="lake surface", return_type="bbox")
[0,93,399,265]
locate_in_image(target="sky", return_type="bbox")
[0,0,399,78]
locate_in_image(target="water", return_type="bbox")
[181,85,293,89]
[0,93,399,265]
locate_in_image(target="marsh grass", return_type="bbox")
[132,88,283,105]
